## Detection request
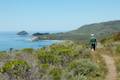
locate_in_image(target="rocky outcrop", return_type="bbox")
[17,31,28,35]
[32,32,49,36]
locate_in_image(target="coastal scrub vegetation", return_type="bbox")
[0,41,106,80]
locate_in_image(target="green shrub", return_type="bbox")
[1,60,30,78]
[49,67,62,80]
[50,44,80,59]
[101,32,120,44]
[113,32,120,41]
[37,63,50,78]
[49,44,73,55]
[80,49,91,58]
[116,45,120,53]
[0,51,7,54]
[38,50,60,65]
[69,74,88,80]
[68,59,99,76]
[40,63,49,69]
[22,48,34,53]
[0,53,9,59]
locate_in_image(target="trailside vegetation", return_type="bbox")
[0,41,106,80]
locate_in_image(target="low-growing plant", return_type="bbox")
[0,53,9,59]
[69,74,88,80]
[116,45,120,53]
[68,59,99,76]
[49,67,62,80]
[22,48,34,53]
[37,50,60,65]
[1,60,30,79]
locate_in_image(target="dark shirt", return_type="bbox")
[90,37,97,45]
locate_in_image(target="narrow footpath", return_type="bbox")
[97,42,117,80]
[101,54,117,80]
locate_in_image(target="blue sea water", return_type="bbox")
[0,32,58,51]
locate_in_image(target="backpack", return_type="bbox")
[90,37,97,45]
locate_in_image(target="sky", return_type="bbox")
[0,0,120,32]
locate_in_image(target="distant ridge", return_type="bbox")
[36,20,120,41]
[54,20,120,40]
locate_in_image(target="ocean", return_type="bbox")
[0,32,59,51]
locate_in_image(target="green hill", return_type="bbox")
[48,20,120,41]
[35,20,120,41]
[101,32,120,44]
[70,20,120,37]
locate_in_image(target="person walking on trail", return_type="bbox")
[90,34,97,51]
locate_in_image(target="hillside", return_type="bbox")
[101,32,120,44]
[0,33,120,80]
[69,20,120,37]
[43,20,120,41]
[0,41,106,80]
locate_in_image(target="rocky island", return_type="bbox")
[30,32,50,41]
[17,31,28,35]
[32,32,49,36]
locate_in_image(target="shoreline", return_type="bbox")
[0,40,63,52]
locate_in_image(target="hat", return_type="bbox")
[91,34,95,36]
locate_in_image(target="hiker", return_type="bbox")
[90,34,97,51]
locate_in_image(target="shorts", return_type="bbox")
[91,44,96,50]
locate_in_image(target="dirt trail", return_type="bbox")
[101,54,117,80]
[96,42,117,80]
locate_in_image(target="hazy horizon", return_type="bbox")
[0,0,120,32]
